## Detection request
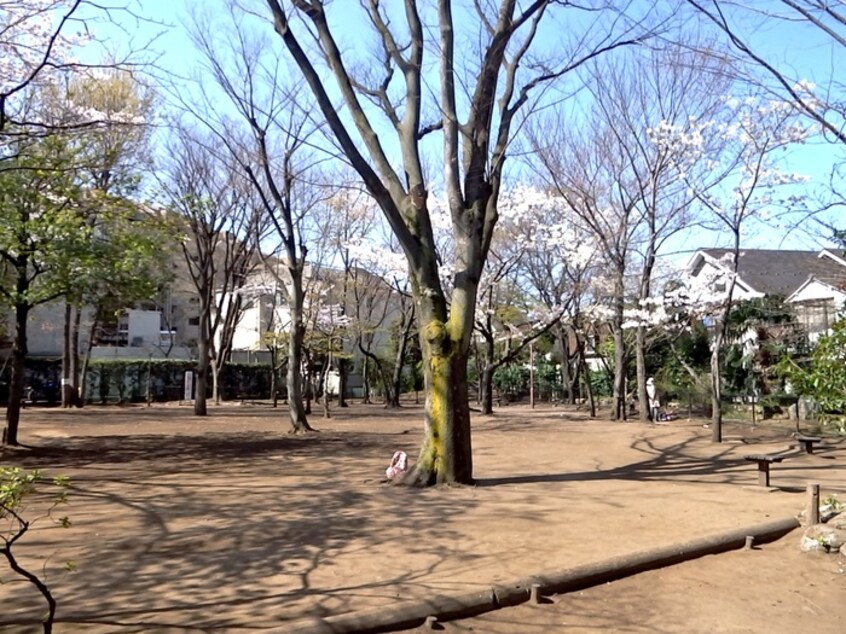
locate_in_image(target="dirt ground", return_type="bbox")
[0,402,844,633]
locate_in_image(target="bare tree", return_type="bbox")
[260,0,655,484]
[159,126,260,416]
[178,5,331,433]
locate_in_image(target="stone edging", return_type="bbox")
[270,516,800,634]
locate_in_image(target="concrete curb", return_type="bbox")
[272,516,800,634]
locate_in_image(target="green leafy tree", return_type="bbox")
[50,68,162,408]
[0,134,90,444]
[1,467,71,634]
[779,317,846,433]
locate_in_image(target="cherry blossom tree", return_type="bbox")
[159,125,262,417]
[650,94,810,441]
[475,186,596,414]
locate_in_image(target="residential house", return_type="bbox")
[687,248,846,340]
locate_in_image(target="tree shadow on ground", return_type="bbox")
[0,426,478,632]
[475,433,843,489]
[1,407,842,632]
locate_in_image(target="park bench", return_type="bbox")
[794,434,822,455]
[744,454,785,487]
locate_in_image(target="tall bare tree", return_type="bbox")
[160,127,260,416]
[182,6,329,432]
[261,0,655,484]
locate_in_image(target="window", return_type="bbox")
[188,316,200,326]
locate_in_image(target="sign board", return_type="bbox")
[184,371,194,401]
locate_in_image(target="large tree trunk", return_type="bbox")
[357,335,376,404]
[557,326,574,404]
[635,325,650,422]
[337,357,348,407]
[3,302,30,446]
[194,347,208,415]
[270,348,279,408]
[400,318,473,486]
[210,360,220,406]
[361,352,371,404]
[78,315,99,406]
[320,364,331,419]
[194,329,209,417]
[286,320,313,432]
[387,337,405,408]
[71,306,82,407]
[400,249,475,486]
[581,353,597,418]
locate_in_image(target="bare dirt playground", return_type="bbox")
[1,402,844,633]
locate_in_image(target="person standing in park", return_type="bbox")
[646,377,660,422]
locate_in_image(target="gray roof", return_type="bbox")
[699,249,846,297]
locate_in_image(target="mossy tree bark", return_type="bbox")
[400,215,482,485]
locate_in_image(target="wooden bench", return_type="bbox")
[794,434,822,454]
[744,454,785,487]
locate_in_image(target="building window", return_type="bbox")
[188,316,200,326]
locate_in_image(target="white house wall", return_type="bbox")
[126,309,161,347]
[787,280,846,306]
[226,292,292,352]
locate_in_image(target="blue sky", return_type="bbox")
[92,1,844,263]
